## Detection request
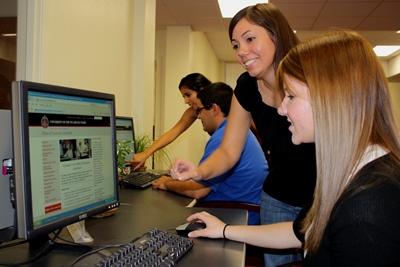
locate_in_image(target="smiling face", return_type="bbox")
[180,86,200,109]
[277,75,314,145]
[231,18,276,81]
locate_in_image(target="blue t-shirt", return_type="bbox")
[198,119,269,225]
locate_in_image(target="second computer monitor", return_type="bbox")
[116,116,136,161]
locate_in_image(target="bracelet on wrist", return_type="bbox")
[223,224,229,239]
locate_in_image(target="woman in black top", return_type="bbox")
[171,4,316,266]
[183,30,400,267]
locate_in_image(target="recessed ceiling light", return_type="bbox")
[373,46,400,57]
[1,33,17,37]
[217,0,268,18]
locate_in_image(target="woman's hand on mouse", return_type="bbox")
[186,211,226,238]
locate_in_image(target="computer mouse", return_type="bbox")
[176,221,206,235]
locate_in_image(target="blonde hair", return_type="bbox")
[276,30,400,254]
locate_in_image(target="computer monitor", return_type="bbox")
[11,81,120,242]
[115,116,136,161]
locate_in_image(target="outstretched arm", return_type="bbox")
[171,95,252,180]
[152,176,211,199]
[186,212,302,249]
[125,107,197,170]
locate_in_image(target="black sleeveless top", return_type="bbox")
[235,72,316,207]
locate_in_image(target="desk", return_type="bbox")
[118,186,195,207]
[0,187,248,267]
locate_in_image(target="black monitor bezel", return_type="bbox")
[11,80,120,240]
[115,116,136,157]
[115,116,136,142]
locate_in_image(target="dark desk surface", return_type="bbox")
[118,185,195,207]
[0,187,248,267]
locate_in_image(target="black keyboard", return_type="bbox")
[120,171,166,189]
[72,228,194,267]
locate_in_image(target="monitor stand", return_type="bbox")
[66,220,93,243]
[28,221,93,253]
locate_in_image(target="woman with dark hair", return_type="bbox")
[171,3,316,266]
[126,73,211,170]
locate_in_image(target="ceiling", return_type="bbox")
[156,0,400,61]
[0,0,15,17]
[1,0,400,61]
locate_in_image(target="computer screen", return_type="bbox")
[11,81,120,241]
[115,116,136,161]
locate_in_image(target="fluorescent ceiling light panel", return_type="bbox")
[1,33,16,37]
[218,0,267,18]
[373,46,400,57]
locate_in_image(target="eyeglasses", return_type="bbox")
[196,107,205,115]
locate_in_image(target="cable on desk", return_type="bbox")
[0,228,62,266]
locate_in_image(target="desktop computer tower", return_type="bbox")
[0,110,15,231]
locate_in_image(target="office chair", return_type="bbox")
[276,261,303,267]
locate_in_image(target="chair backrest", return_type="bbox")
[194,201,260,213]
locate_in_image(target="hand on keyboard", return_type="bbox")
[121,171,164,189]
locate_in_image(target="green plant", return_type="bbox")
[134,134,172,169]
[116,140,134,174]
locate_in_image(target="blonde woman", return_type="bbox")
[182,31,400,266]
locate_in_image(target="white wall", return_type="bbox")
[224,61,244,89]
[17,0,223,170]
[387,54,400,78]
[154,27,221,168]
[389,82,400,127]
[382,54,400,127]
[17,0,156,137]
[18,0,132,109]
[188,32,222,164]
[130,0,156,137]
[17,0,162,167]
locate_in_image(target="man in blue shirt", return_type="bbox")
[152,82,268,225]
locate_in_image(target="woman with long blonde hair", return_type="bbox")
[182,30,400,266]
